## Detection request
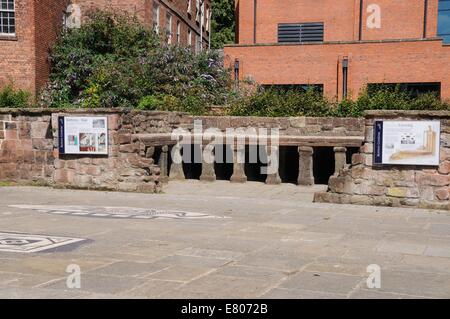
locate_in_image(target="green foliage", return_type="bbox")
[211,0,235,49]
[0,84,31,108]
[40,10,231,113]
[229,88,330,117]
[229,85,450,117]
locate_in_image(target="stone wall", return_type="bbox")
[315,111,450,211]
[0,110,54,184]
[50,110,161,193]
[0,108,365,193]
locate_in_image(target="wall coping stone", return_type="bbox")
[364,110,450,118]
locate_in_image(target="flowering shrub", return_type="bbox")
[40,10,232,111]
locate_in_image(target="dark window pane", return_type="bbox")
[439,0,450,11]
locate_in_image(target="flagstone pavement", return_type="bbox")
[1,181,450,299]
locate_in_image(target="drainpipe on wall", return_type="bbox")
[342,58,349,99]
[253,0,257,44]
[423,0,428,38]
[234,59,240,91]
[358,0,364,41]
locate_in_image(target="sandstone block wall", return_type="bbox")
[315,111,450,211]
[0,110,54,184]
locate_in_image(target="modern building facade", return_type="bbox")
[224,0,450,100]
[0,0,211,96]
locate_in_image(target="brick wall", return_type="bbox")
[236,0,439,44]
[225,39,450,100]
[0,0,36,94]
[0,110,54,184]
[34,0,70,94]
[315,110,450,211]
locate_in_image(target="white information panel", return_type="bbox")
[58,116,108,155]
[374,120,440,166]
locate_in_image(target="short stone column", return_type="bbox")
[169,143,185,180]
[333,147,347,176]
[230,144,247,183]
[265,145,281,185]
[200,144,216,182]
[158,145,169,183]
[298,146,314,186]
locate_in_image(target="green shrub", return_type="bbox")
[0,85,31,108]
[228,88,331,117]
[41,10,231,113]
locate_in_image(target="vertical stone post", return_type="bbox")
[230,144,247,183]
[333,147,347,176]
[169,142,185,180]
[158,145,169,183]
[298,146,314,186]
[200,143,216,182]
[265,145,281,185]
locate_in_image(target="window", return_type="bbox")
[176,21,181,43]
[187,0,191,15]
[166,13,172,44]
[438,0,450,43]
[278,23,324,43]
[195,34,201,53]
[367,83,441,98]
[188,29,192,47]
[152,2,160,34]
[205,7,210,32]
[195,0,200,22]
[261,84,324,94]
[201,1,205,27]
[0,0,15,35]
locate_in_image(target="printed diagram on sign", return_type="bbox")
[375,120,441,166]
[389,126,437,161]
[59,116,108,155]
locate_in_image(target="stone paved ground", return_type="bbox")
[1,181,450,298]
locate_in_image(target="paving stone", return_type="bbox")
[370,270,450,298]
[41,274,144,295]
[126,279,183,298]
[279,271,363,295]
[376,241,427,255]
[88,261,170,278]
[147,265,215,282]
[260,288,345,299]
[176,274,273,298]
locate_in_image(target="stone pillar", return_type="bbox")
[333,147,347,176]
[230,144,247,183]
[158,145,169,183]
[200,144,216,182]
[298,146,314,186]
[169,143,185,180]
[265,145,281,185]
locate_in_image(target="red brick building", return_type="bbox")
[225,0,450,100]
[0,0,211,96]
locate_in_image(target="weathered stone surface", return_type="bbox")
[438,161,450,174]
[435,187,450,201]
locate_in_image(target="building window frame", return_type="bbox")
[195,0,200,22]
[176,21,181,43]
[438,0,450,43]
[188,29,192,47]
[187,0,192,15]
[153,2,160,34]
[0,0,15,36]
[166,13,172,44]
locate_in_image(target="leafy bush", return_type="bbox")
[40,10,231,112]
[228,88,330,117]
[229,85,450,118]
[0,84,31,108]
